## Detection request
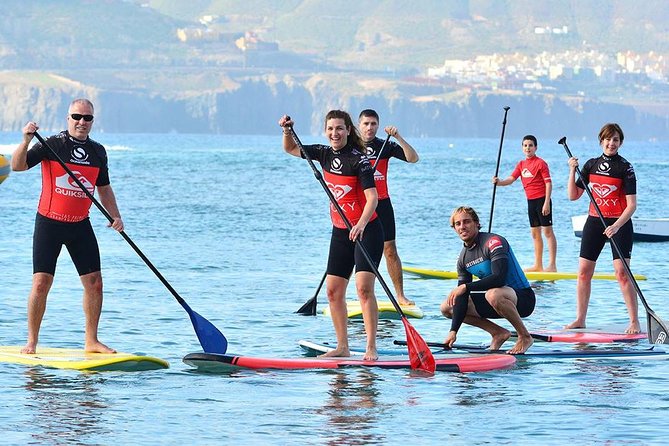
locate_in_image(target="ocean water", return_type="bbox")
[1,131,668,445]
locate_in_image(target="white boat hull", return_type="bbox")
[572,214,669,242]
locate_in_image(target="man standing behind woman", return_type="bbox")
[565,123,639,334]
[279,111,384,360]
[358,109,419,306]
[493,135,557,272]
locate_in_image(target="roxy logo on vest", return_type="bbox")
[327,182,352,201]
[590,182,619,207]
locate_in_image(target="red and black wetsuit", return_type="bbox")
[364,136,408,241]
[26,131,110,275]
[302,143,384,278]
[576,152,636,261]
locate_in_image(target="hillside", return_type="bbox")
[0,0,667,138]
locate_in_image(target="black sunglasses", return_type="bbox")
[70,113,94,122]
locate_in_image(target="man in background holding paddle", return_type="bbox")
[441,206,535,354]
[358,109,419,306]
[12,98,123,354]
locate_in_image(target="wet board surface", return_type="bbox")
[402,266,647,281]
[322,300,424,319]
[182,351,515,373]
[0,346,169,371]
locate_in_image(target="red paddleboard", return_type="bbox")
[526,331,647,343]
[182,351,515,373]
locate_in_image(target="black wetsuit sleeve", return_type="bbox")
[465,257,508,292]
[26,137,52,169]
[575,158,595,189]
[449,284,470,333]
[357,153,376,190]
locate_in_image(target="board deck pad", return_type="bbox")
[402,266,647,282]
[0,346,169,371]
[322,300,424,320]
[183,351,515,373]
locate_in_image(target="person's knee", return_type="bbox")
[31,274,53,297]
[326,286,343,303]
[84,274,103,296]
[614,266,630,284]
[383,242,399,259]
[486,289,508,308]
[440,301,453,318]
[356,283,375,302]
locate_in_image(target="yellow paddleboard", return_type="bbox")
[0,154,10,184]
[323,300,424,320]
[0,346,169,372]
[402,266,647,281]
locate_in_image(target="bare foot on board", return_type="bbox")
[85,341,117,354]
[363,347,378,361]
[399,297,415,306]
[319,347,350,358]
[507,335,534,354]
[489,329,512,350]
[523,266,542,273]
[545,265,557,272]
[564,320,585,330]
[625,321,641,334]
[21,343,37,354]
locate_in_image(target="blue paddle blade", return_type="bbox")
[178,299,228,354]
[188,310,228,354]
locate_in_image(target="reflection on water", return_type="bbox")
[22,369,110,445]
[317,370,386,445]
[572,360,638,396]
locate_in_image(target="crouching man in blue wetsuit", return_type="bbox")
[440,206,535,354]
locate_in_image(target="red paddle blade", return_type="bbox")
[401,317,436,374]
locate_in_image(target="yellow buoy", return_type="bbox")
[0,154,10,184]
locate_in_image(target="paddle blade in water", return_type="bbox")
[295,296,317,316]
[190,311,228,354]
[186,307,228,354]
[401,317,436,374]
[647,312,669,344]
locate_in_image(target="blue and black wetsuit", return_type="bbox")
[450,232,535,333]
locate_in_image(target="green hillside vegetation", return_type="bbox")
[140,0,669,70]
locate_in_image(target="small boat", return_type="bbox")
[572,214,669,242]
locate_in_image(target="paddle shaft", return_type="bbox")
[488,106,510,233]
[393,340,489,351]
[559,137,666,340]
[33,132,191,310]
[286,127,408,317]
[370,134,391,172]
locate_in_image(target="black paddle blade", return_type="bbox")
[648,312,669,344]
[401,317,436,374]
[182,303,228,354]
[295,272,326,315]
[295,296,317,316]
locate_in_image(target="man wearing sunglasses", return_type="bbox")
[11,98,124,354]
